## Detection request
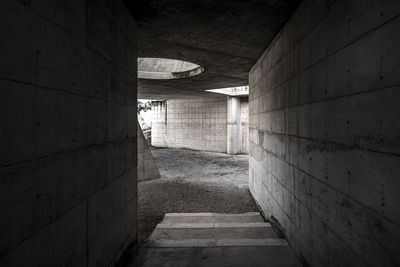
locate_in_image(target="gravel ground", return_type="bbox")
[138,148,258,241]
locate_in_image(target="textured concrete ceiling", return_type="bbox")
[126,0,301,99]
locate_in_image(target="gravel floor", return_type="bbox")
[138,148,258,241]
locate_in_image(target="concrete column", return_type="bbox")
[227,96,241,154]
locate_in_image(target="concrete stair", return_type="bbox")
[130,212,302,267]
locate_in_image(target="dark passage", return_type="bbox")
[1,0,400,266]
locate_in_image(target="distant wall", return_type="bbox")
[0,0,138,266]
[151,97,249,154]
[138,124,160,182]
[151,97,227,153]
[166,98,227,152]
[249,0,400,266]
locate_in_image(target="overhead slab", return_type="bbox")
[126,0,301,99]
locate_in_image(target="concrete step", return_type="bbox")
[161,212,264,224]
[156,222,271,229]
[130,246,303,267]
[132,213,303,267]
[149,225,278,240]
[146,238,288,248]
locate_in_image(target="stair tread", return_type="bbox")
[146,238,288,248]
[156,222,271,229]
[132,213,303,267]
[131,246,303,267]
[164,212,261,217]
[149,226,278,240]
[162,212,264,224]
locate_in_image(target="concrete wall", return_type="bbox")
[240,98,249,154]
[249,0,400,266]
[151,101,168,148]
[138,124,160,182]
[0,1,138,266]
[152,98,227,153]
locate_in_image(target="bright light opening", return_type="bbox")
[138,57,204,80]
[206,86,249,96]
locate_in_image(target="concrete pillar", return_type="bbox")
[227,96,241,154]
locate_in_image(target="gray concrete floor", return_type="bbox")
[138,148,258,241]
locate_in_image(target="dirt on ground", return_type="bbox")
[138,148,258,241]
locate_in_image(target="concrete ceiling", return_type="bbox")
[126,0,301,99]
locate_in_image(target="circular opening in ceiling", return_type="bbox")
[138,57,204,80]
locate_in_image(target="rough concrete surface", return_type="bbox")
[152,97,227,153]
[248,0,400,266]
[240,98,249,154]
[127,0,302,98]
[138,148,257,240]
[138,123,160,182]
[131,213,302,267]
[227,96,241,155]
[0,0,138,266]
[151,97,249,154]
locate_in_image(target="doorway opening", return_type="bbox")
[136,96,255,241]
